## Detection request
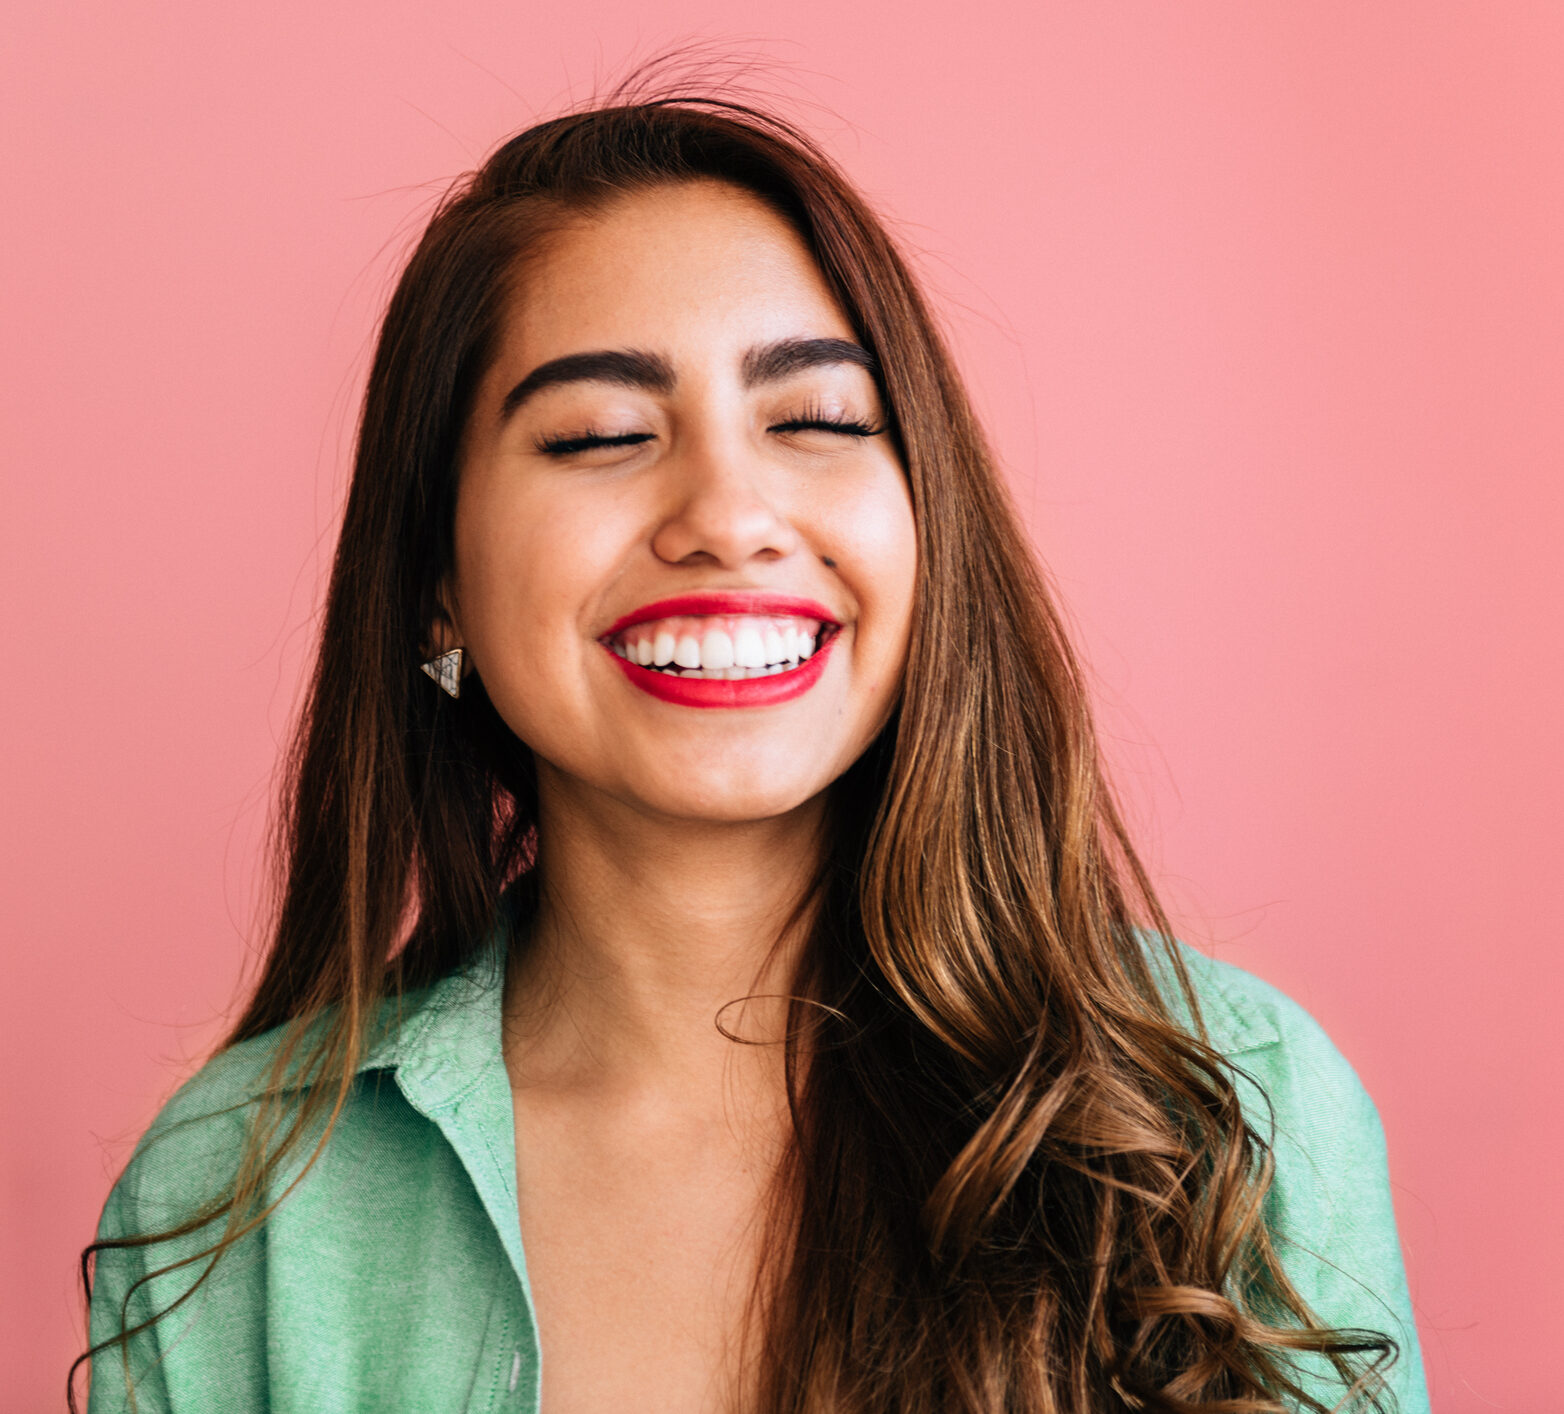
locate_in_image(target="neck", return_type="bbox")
[503,766,826,1100]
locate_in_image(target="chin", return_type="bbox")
[632,771,828,826]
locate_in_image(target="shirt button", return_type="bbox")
[508,1350,522,1394]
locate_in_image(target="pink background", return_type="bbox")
[5,3,1560,1408]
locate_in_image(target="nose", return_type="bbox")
[649,434,802,569]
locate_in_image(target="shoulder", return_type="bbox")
[101,984,441,1239]
[1154,938,1392,1202]
[96,1026,290,1250]
[1146,936,1395,1258]
[1155,937,1377,1128]
[1153,939,1429,1387]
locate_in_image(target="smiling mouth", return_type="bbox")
[602,613,837,680]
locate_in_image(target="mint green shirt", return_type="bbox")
[88,940,1430,1412]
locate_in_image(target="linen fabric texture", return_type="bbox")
[87,933,1430,1413]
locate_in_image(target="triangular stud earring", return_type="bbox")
[420,647,464,699]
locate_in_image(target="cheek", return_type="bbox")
[815,465,917,723]
[451,486,611,711]
[836,468,918,636]
[455,473,600,630]
[455,513,551,653]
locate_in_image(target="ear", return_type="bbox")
[420,578,466,663]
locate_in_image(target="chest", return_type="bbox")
[511,1092,783,1414]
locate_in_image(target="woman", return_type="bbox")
[78,91,1429,1413]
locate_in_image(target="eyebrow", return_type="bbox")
[498,336,878,420]
[741,336,878,386]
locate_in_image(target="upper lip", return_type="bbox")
[601,592,841,638]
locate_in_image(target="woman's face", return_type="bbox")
[448,180,917,825]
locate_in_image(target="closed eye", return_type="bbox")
[768,416,883,438]
[535,430,656,456]
[535,416,883,457]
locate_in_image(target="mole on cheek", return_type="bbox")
[821,556,838,568]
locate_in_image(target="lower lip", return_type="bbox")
[605,632,837,708]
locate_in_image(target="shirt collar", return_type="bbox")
[354,919,537,1316]
[359,938,510,1102]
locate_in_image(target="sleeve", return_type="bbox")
[86,1175,172,1414]
[1226,993,1431,1414]
[83,1043,272,1414]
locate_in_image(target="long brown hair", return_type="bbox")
[76,75,1399,1413]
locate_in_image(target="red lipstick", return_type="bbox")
[601,592,839,638]
[607,633,836,708]
[599,591,841,710]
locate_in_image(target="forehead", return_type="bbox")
[500,180,856,362]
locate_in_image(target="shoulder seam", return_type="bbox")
[1170,943,1284,1057]
[1206,972,1282,1056]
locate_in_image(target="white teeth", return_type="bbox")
[734,626,766,668]
[701,628,735,669]
[611,615,831,673]
[636,659,811,679]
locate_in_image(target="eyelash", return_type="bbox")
[535,410,883,457]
